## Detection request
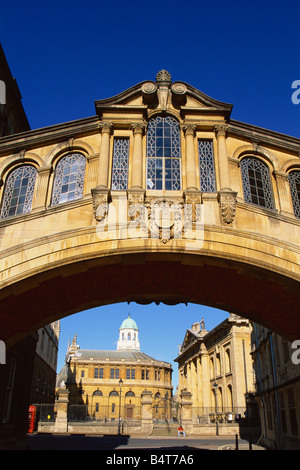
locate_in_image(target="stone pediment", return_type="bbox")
[95,69,233,120]
[180,328,201,354]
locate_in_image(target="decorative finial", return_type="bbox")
[156,69,172,84]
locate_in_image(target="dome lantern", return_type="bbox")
[117,313,140,351]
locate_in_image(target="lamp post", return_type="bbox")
[118,378,123,435]
[213,382,219,436]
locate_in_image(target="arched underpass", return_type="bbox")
[1,251,299,347]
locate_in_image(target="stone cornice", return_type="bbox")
[0,115,100,156]
[228,119,300,154]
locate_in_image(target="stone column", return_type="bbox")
[215,125,238,224]
[97,121,113,188]
[183,124,198,190]
[54,387,69,433]
[196,356,202,410]
[200,345,210,412]
[178,368,184,394]
[130,123,146,189]
[141,391,153,435]
[191,359,197,409]
[32,165,52,210]
[187,361,192,394]
[215,124,231,191]
[92,122,113,222]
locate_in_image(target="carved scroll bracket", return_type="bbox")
[91,187,111,222]
[218,190,237,224]
[127,189,146,221]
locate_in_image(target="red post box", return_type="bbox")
[28,405,36,433]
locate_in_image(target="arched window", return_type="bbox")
[227,385,233,409]
[225,349,231,373]
[210,357,214,379]
[146,115,181,190]
[51,153,86,205]
[93,390,103,396]
[216,353,221,376]
[1,165,37,218]
[288,170,300,218]
[240,157,274,209]
[109,390,119,397]
[125,391,135,397]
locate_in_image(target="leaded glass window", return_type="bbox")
[240,157,274,209]
[288,170,300,218]
[111,138,129,190]
[51,153,86,205]
[146,115,181,190]
[198,140,216,191]
[0,165,37,218]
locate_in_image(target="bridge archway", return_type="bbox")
[0,68,299,346]
[1,241,299,347]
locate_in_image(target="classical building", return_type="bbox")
[175,314,256,425]
[251,323,300,449]
[56,314,173,421]
[30,321,60,404]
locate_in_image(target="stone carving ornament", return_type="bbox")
[91,188,109,222]
[128,192,145,221]
[145,197,184,244]
[156,69,172,84]
[141,82,158,96]
[218,191,237,224]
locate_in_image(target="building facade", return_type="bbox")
[175,314,256,425]
[251,323,300,449]
[30,321,60,404]
[56,314,173,422]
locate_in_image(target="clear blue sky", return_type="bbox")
[1,0,300,388]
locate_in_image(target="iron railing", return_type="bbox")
[33,403,247,425]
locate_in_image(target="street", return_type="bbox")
[26,433,265,451]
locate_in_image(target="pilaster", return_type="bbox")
[274,170,294,216]
[85,153,100,193]
[97,121,113,188]
[183,123,198,191]
[215,124,231,191]
[32,165,52,210]
[130,122,146,189]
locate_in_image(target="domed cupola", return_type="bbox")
[117,313,140,351]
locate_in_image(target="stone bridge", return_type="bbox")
[0,70,299,346]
